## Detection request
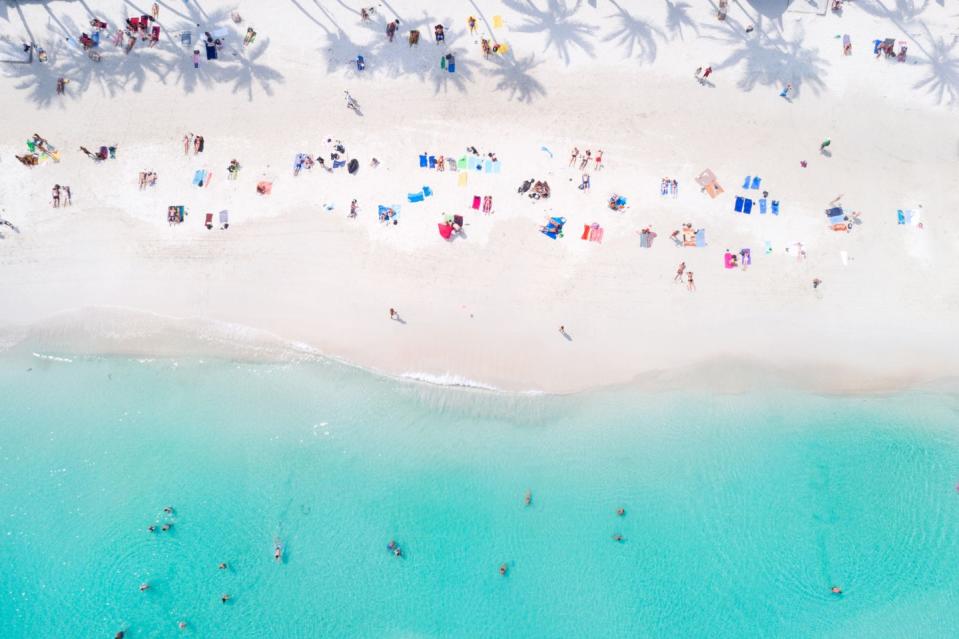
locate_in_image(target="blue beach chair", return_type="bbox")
[743,198,753,214]
[408,192,425,203]
[735,196,745,213]
[742,176,751,189]
[759,198,767,214]
[419,154,428,168]
[422,186,433,197]
[429,155,437,169]
[751,176,761,190]
[771,200,780,215]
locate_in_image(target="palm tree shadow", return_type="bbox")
[912,25,959,107]
[606,0,664,64]
[226,38,285,101]
[484,51,546,103]
[854,0,932,22]
[502,0,596,66]
[664,0,699,42]
[705,19,828,97]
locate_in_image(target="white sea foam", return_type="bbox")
[400,371,501,391]
[31,353,73,363]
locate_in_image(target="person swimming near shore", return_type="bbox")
[221,593,231,603]
[499,563,508,576]
[831,586,842,595]
[147,525,156,532]
[616,508,625,516]
[219,562,228,570]
[612,534,624,543]
[388,540,403,557]
[163,506,174,515]
[524,489,532,506]
[115,632,125,639]
[139,582,150,592]
[161,523,172,531]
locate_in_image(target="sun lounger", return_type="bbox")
[705,182,723,198]
[423,186,433,197]
[419,154,427,168]
[743,198,753,214]
[193,170,204,186]
[219,210,229,228]
[696,169,717,188]
[735,196,745,213]
[759,198,767,214]
[771,200,780,215]
[695,229,706,247]
[472,196,481,210]
[429,155,437,168]
[408,192,425,203]
[458,172,468,187]
[205,213,213,229]
[751,177,761,190]
[742,176,751,189]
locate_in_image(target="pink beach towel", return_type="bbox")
[471,195,480,210]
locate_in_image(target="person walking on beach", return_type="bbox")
[687,271,695,292]
[63,185,71,207]
[350,199,358,218]
[702,66,713,82]
[820,138,831,153]
[674,261,686,282]
[780,83,793,99]
[51,184,60,208]
[386,20,399,42]
[389,308,399,321]
[569,147,579,167]
[151,2,159,19]
[183,134,192,155]
[594,149,604,171]
[193,49,200,69]
[813,278,822,290]
[559,325,568,337]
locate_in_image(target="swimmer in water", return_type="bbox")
[524,489,532,506]
[499,563,508,576]
[218,562,228,570]
[139,582,150,592]
[616,508,625,516]
[163,506,174,514]
[221,594,231,603]
[387,540,397,550]
[115,632,125,639]
[274,545,282,561]
[178,621,187,630]
[831,586,842,595]
[612,534,624,543]
[147,525,156,532]
[161,523,171,531]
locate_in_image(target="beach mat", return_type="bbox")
[695,229,706,247]
[419,154,427,168]
[408,192,425,203]
[743,198,752,214]
[759,198,767,214]
[423,186,433,197]
[771,200,780,215]
[472,196,481,210]
[458,172,468,187]
[193,169,204,186]
[751,176,761,190]
[705,182,723,198]
[493,15,504,28]
[457,156,467,170]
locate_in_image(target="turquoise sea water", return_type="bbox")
[1,356,958,638]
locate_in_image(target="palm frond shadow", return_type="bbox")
[607,0,664,64]
[483,51,547,103]
[912,26,959,107]
[502,0,596,66]
[664,0,699,42]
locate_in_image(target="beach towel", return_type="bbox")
[759,198,767,214]
[497,43,510,54]
[493,15,504,28]
[581,224,591,240]
[408,192,425,203]
[419,154,428,168]
[457,156,467,170]
[590,225,604,243]
[472,196,481,210]
[438,222,453,239]
[447,59,455,73]
[256,181,272,195]
[743,198,753,214]
[193,169,204,186]
[440,55,447,70]
[734,196,745,213]
[378,205,400,222]
[458,172,468,187]
[751,176,761,190]
[705,182,724,198]
[696,169,717,188]
[357,55,365,71]
[205,212,213,229]
[742,176,751,189]
[661,180,669,196]
[429,155,437,169]
[447,156,458,171]
[897,209,906,224]
[176,206,185,222]
[219,209,229,226]
[492,160,501,174]
[205,43,216,60]
[741,248,751,266]
[332,160,345,169]
[840,250,849,266]
[204,171,213,187]
[724,252,736,269]
[482,196,492,213]
[771,200,780,215]
[485,159,493,173]
[639,231,652,248]
[423,186,433,197]
[695,229,706,247]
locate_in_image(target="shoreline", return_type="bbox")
[4,306,957,397]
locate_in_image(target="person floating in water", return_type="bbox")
[161,523,172,532]
[616,508,625,517]
[387,540,403,557]
[147,525,156,532]
[163,506,174,515]
[221,593,231,603]
[499,563,508,576]
[524,489,532,506]
[219,562,228,570]
[831,585,843,595]
[139,582,150,592]
[612,534,624,543]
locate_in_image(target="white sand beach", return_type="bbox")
[1,0,957,392]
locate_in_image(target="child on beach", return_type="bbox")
[193,49,200,68]
[63,186,71,206]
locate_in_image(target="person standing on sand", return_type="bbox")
[386,20,398,42]
[184,134,192,155]
[151,3,159,19]
[687,271,695,292]
[813,278,822,290]
[389,308,399,320]
[193,49,200,69]
[703,66,713,81]
[594,150,604,171]
[350,199,358,218]
[820,138,831,153]
[674,262,686,282]
[569,147,579,167]
[559,325,568,337]
[63,185,71,207]
[51,185,60,208]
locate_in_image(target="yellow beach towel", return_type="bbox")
[496,43,510,55]
[458,172,468,187]
[493,15,504,29]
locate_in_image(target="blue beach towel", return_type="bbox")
[422,186,433,197]
[751,176,761,190]
[743,176,751,189]
[771,200,780,215]
[897,209,905,224]
[356,55,365,71]
[743,198,753,214]
[408,192,425,203]
[485,159,493,173]
[759,198,767,214]
[429,155,437,169]
[333,160,345,169]
[735,196,745,213]
[448,60,455,73]
[695,229,706,247]
[492,160,501,174]
[419,154,427,168]
[193,169,203,186]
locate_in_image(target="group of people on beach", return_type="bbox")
[50,184,72,208]
[184,134,206,155]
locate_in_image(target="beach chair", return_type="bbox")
[419,154,427,168]
[423,186,433,197]
[742,175,751,189]
[734,196,745,213]
[408,192,425,203]
[205,213,213,229]
[750,176,761,190]
[695,229,706,247]
[743,198,753,214]
[219,210,229,229]
[429,155,437,169]
[771,200,780,215]
[759,198,767,214]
